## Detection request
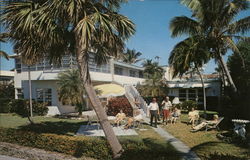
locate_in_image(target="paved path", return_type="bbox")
[0,155,25,160]
[143,117,200,160]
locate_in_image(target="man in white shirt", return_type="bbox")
[148,98,160,127]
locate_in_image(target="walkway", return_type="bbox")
[143,117,200,160]
[0,155,24,160]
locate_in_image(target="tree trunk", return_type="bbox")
[196,67,207,119]
[217,54,237,93]
[76,44,123,158]
[28,66,34,124]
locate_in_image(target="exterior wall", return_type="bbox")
[13,57,145,115]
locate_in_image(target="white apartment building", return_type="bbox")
[12,54,145,114]
[12,54,221,114]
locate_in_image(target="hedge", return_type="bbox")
[0,128,112,159]
[0,98,12,113]
[107,97,133,117]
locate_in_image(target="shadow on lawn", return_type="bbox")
[118,138,180,160]
[17,120,88,136]
[192,141,250,160]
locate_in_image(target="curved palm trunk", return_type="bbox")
[218,54,237,93]
[76,45,123,158]
[196,67,207,119]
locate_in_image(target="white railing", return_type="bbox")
[124,85,148,117]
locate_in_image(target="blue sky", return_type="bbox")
[1,0,249,73]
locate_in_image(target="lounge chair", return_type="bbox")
[190,117,224,132]
[205,117,224,131]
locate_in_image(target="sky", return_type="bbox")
[1,0,249,73]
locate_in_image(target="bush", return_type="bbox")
[9,99,48,117]
[107,97,133,117]
[0,128,112,159]
[181,100,197,111]
[0,98,12,113]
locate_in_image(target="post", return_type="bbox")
[28,66,33,118]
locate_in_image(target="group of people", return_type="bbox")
[148,96,181,128]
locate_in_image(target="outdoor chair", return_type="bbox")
[205,117,224,131]
[85,115,101,130]
[190,117,224,132]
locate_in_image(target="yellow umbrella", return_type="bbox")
[94,84,125,98]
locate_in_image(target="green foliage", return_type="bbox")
[57,69,86,114]
[181,100,197,111]
[0,83,14,99]
[0,128,112,159]
[0,98,12,113]
[107,97,133,117]
[9,99,48,117]
[122,48,143,64]
[227,41,250,119]
[138,59,168,97]
[203,152,249,160]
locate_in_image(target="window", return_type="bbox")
[115,67,123,75]
[15,59,21,73]
[188,89,196,101]
[36,88,52,105]
[139,71,144,78]
[179,89,186,102]
[129,70,136,77]
[17,88,24,99]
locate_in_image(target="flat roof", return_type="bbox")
[0,71,14,77]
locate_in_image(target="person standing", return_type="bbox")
[148,98,160,128]
[161,96,172,125]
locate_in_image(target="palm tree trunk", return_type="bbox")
[76,44,123,158]
[217,54,237,93]
[28,66,33,124]
[196,67,207,119]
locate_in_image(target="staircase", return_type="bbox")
[124,85,148,117]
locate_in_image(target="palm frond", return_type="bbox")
[170,16,200,37]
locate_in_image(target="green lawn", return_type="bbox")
[0,113,180,160]
[161,113,250,160]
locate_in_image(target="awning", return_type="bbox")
[94,83,125,98]
[168,82,211,88]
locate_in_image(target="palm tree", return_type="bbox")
[169,37,210,118]
[139,59,167,97]
[57,69,85,116]
[122,48,143,64]
[2,0,135,157]
[170,0,250,93]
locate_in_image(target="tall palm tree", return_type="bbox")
[140,59,166,97]
[57,69,85,116]
[122,48,143,64]
[169,37,210,118]
[170,0,250,93]
[2,0,135,157]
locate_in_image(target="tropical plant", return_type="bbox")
[169,37,210,117]
[170,0,250,93]
[227,40,250,119]
[2,0,135,157]
[122,48,143,64]
[57,69,85,116]
[138,59,167,97]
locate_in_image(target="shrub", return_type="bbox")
[9,99,48,117]
[0,98,12,113]
[0,128,112,159]
[107,97,133,117]
[181,100,197,111]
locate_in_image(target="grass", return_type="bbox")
[161,113,250,160]
[0,113,180,160]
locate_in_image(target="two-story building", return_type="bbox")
[12,54,145,115]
